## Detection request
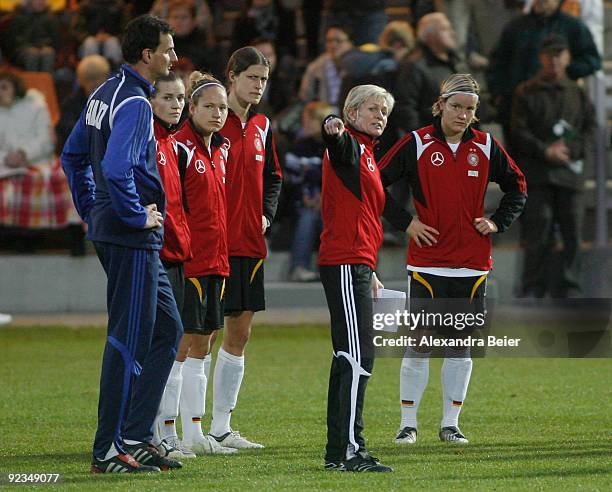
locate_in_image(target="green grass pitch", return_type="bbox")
[1,324,611,490]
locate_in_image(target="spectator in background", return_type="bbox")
[56,55,111,151]
[376,20,416,155]
[72,0,129,66]
[251,37,296,118]
[150,0,213,35]
[323,0,388,47]
[511,35,594,298]
[465,0,523,80]
[393,13,459,136]
[231,0,296,60]
[487,0,601,143]
[0,71,53,177]
[285,101,332,282]
[299,25,353,111]
[7,0,61,72]
[0,71,75,233]
[167,0,218,75]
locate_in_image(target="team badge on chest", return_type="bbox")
[431,152,444,166]
[157,151,166,166]
[467,152,479,166]
[195,159,206,174]
[366,157,376,172]
[254,137,263,152]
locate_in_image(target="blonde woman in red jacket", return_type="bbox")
[155,71,237,457]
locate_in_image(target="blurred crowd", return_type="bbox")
[0,0,604,293]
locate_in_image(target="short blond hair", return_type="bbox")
[343,84,395,122]
[432,73,480,122]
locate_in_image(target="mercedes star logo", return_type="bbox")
[431,152,444,166]
[195,159,206,173]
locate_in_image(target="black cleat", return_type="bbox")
[91,453,161,473]
[124,442,183,470]
[342,450,393,472]
[324,460,346,471]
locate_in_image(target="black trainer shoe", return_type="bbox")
[91,453,161,473]
[324,460,346,471]
[343,450,393,472]
[124,442,183,470]
[439,426,469,444]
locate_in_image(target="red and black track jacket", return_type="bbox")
[154,118,192,264]
[220,109,282,259]
[175,119,229,278]
[318,123,386,271]
[379,118,527,271]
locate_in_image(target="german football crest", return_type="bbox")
[254,137,263,152]
[467,152,479,166]
[366,157,376,172]
[157,151,166,166]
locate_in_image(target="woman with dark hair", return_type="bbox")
[208,46,282,450]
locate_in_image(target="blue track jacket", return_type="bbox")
[61,64,165,250]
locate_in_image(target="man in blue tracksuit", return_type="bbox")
[61,15,184,473]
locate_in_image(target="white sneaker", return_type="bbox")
[184,434,238,455]
[0,313,12,326]
[210,430,264,449]
[394,426,417,444]
[157,437,196,459]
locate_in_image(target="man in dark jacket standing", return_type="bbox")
[392,12,459,135]
[487,0,600,143]
[511,35,595,298]
[62,15,184,473]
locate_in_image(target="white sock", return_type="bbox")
[399,350,430,429]
[180,357,206,443]
[157,360,183,442]
[103,442,120,460]
[441,355,473,428]
[210,347,244,437]
[204,353,212,382]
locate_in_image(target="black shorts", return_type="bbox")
[408,271,488,335]
[182,275,226,334]
[162,260,185,314]
[224,256,265,314]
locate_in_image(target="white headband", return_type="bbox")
[191,82,225,99]
[442,91,479,100]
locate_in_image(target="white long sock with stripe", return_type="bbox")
[180,357,206,442]
[210,348,244,437]
[399,350,430,429]
[441,355,472,428]
[157,360,183,442]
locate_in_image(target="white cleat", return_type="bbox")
[210,430,264,449]
[157,437,196,459]
[185,434,238,455]
[439,426,469,444]
[394,426,417,444]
